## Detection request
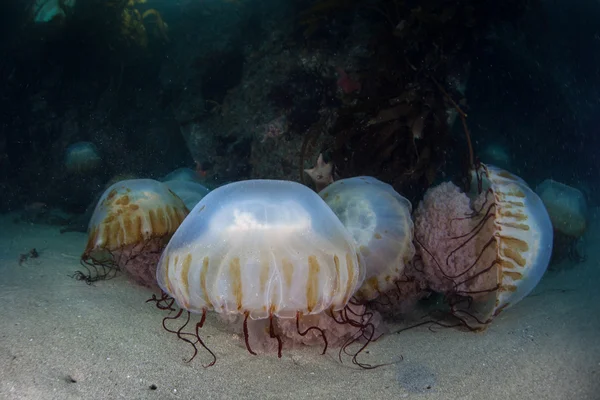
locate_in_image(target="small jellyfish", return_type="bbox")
[319,176,415,302]
[79,179,188,288]
[161,167,202,183]
[163,180,210,211]
[64,141,102,174]
[153,180,381,366]
[413,164,553,328]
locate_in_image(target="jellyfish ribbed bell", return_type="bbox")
[83,179,188,287]
[319,176,415,302]
[413,163,553,328]
[474,164,553,319]
[85,179,188,254]
[156,179,365,319]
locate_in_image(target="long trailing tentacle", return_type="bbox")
[269,314,283,358]
[330,302,391,369]
[295,312,328,355]
[242,311,257,356]
[147,293,217,367]
[194,314,217,368]
[71,253,120,284]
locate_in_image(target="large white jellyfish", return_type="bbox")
[153,180,381,366]
[319,176,415,302]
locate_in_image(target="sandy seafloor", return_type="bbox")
[0,210,599,400]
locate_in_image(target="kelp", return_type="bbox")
[109,0,169,47]
[297,0,530,199]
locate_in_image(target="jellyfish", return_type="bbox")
[33,0,75,23]
[79,179,188,288]
[163,180,210,210]
[412,164,553,329]
[318,176,416,302]
[535,179,588,263]
[64,141,102,174]
[479,142,512,170]
[161,167,202,183]
[153,179,382,366]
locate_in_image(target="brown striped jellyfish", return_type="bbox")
[412,164,553,329]
[318,176,417,304]
[151,180,382,367]
[77,179,188,288]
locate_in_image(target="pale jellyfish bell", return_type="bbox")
[154,180,382,367]
[318,176,415,302]
[64,141,102,174]
[161,167,203,183]
[163,180,210,210]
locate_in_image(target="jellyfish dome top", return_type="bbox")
[413,164,553,329]
[161,167,202,183]
[155,180,380,365]
[81,179,188,288]
[319,176,415,302]
[64,141,102,174]
[163,180,210,211]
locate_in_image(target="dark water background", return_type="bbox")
[0,0,598,225]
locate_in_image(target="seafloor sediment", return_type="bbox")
[0,212,598,400]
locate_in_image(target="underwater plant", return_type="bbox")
[108,0,169,47]
[295,0,534,204]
